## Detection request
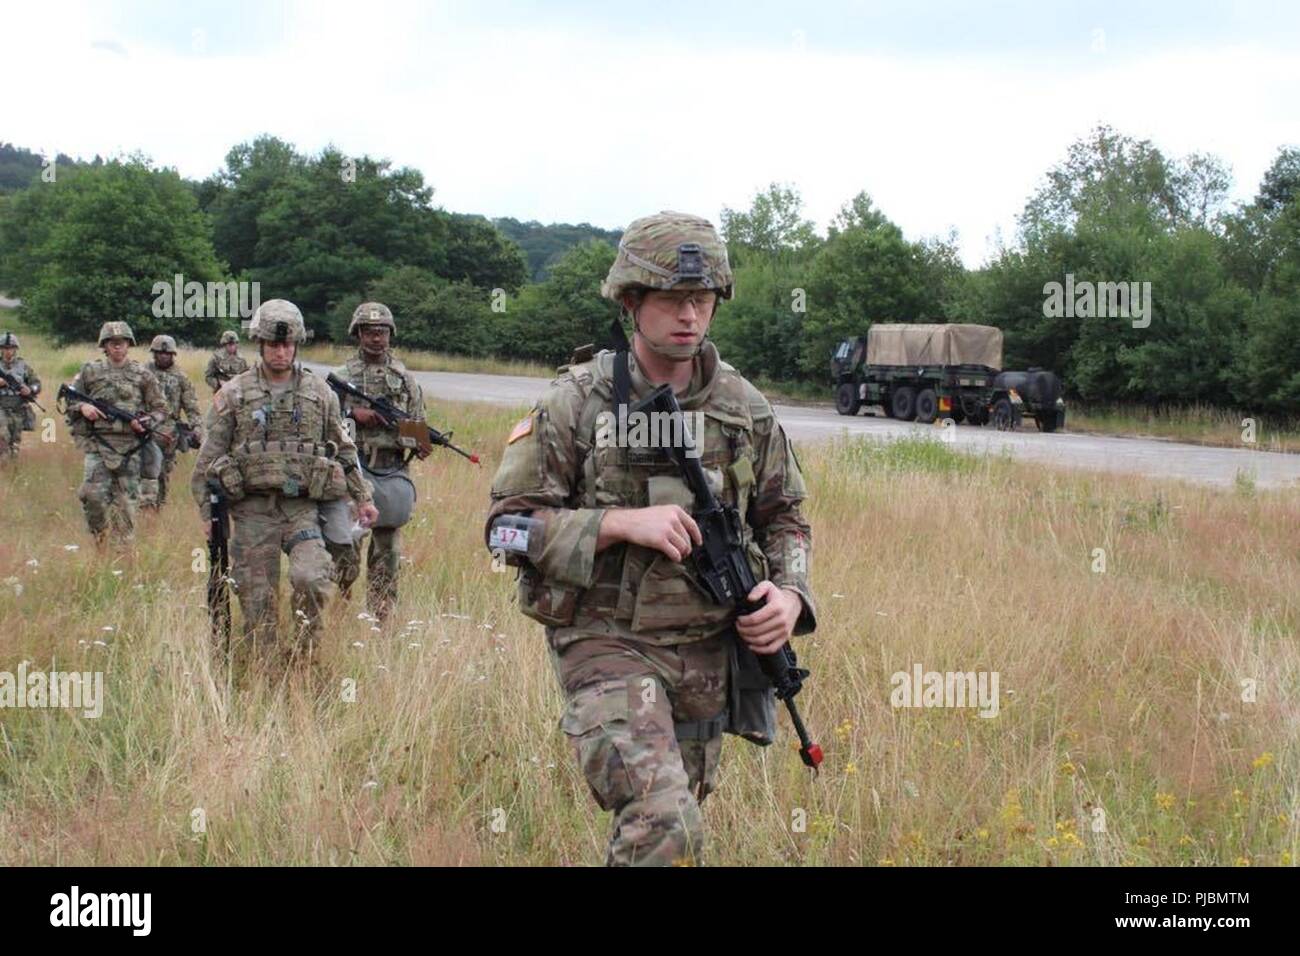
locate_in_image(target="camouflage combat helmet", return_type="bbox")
[0,332,18,349]
[349,301,395,337]
[150,334,178,353]
[219,330,239,345]
[247,299,308,343]
[98,321,136,346]
[601,211,734,302]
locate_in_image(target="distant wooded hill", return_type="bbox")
[492,217,621,281]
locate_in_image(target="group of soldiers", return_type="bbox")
[2,298,425,640]
[3,211,817,866]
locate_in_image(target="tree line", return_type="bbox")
[1,128,1297,415]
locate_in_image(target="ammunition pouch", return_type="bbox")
[231,440,347,500]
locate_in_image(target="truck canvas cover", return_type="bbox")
[866,324,1003,369]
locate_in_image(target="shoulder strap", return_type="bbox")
[609,317,631,411]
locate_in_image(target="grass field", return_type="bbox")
[0,330,1297,866]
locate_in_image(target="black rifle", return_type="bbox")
[56,383,170,449]
[175,421,202,451]
[0,367,45,411]
[325,372,479,465]
[206,478,231,644]
[629,383,823,770]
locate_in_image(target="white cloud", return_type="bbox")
[7,4,1297,266]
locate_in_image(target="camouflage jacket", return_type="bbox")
[66,358,167,458]
[146,361,201,427]
[331,351,424,464]
[191,362,372,518]
[0,357,40,409]
[205,351,250,391]
[486,341,815,645]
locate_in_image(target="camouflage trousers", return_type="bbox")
[229,494,337,649]
[78,450,142,540]
[549,630,728,866]
[328,527,401,621]
[137,440,176,509]
[0,406,20,457]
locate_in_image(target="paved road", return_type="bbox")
[11,288,1291,489]
[309,364,1300,491]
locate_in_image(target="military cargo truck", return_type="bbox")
[831,323,1066,432]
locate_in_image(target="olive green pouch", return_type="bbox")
[209,454,246,501]
[726,634,777,746]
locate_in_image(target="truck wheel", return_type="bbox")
[890,386,917,421]
[991,398,1016,431]
[915,388,939,424]
[835,383,862,416]
[1036,413,1058,433]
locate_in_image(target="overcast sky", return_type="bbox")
[8,0,1298,265]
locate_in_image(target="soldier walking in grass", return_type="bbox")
[326,302,428,623]
[65,322,167,544]
[486,212,816,865]
[0,331,41,460]
[192,300,377,655]
[139,334,202,510]
[205,329,249,393]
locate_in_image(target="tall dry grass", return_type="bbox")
[0,334,1297,866]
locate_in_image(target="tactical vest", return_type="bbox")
[72,360,154,440]
[0,359,33,409]
[339,353,417,456]
[208,366,347,501]
[520,348,766,639]
[212,353,249,381]
[148,364,188,416]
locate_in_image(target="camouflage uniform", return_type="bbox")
[486,212,816,866]
[140,338,202,509]
[205,339,250,392]
[66,325,168,542]
[0,335,41,458]
[192,300,373,650]
[327,303,425,621]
